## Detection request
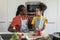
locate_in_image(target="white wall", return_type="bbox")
[0,0,60,34]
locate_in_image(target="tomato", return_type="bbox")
[32,31,42,36]
[32,34,36,36]
[37,31,42,36]
[17,34,24,38]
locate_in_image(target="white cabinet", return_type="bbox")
[0,0,8,32]
[43,0,58,34]
[8,0,18,22]
[58,0,60,32]
[0,0,7,21]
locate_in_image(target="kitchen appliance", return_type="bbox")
[26,2,42,18]
[52,32,60,40]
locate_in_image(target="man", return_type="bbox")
[8,5,31,32]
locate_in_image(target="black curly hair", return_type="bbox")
[16,5,25,16]
[36,2,47,15]
[38,3,47,11]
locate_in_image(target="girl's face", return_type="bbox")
[35,8,42,16]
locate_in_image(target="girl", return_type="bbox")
[31,3,47,36]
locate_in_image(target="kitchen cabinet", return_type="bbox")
[0,0,8,32]
[43,0,58,34]
[58,0,60,32]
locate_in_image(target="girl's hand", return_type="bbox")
[36,28,39,31]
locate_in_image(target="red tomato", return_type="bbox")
[37,31,42,36]
[17,34,24,38]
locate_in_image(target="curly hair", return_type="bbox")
[16,5,25,16]
[36,2,47,15]
[38,2,47,11]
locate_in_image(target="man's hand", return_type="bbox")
[8,25,19,32]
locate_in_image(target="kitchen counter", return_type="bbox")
[0,32,12,34]
[0,32,51,40]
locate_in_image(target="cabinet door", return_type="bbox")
[43,0,58,34]
[58,0,60,32]
[0,0,8,32]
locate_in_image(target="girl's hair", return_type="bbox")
[36,2,47,15]
[16,5,25,16]
[38,3,47,11]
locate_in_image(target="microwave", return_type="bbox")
[26,2,41,12]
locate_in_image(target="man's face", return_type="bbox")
[21,7,27,15]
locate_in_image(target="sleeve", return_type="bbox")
[31,17,35,25]
[43,17,47,27]
[10,17,19,27]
